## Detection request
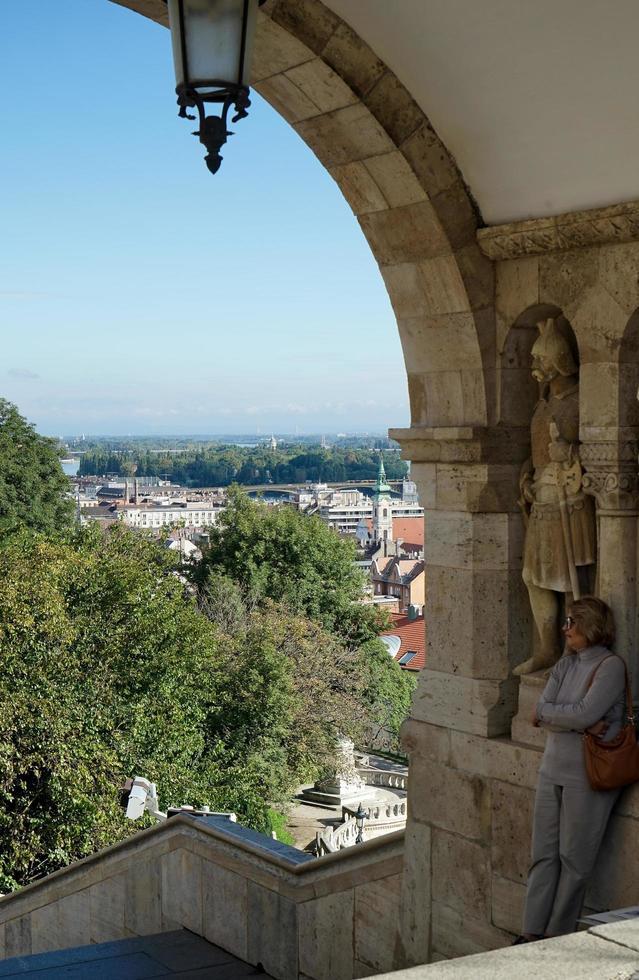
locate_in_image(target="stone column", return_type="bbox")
[581,428,639,694]
[390,423,531,966]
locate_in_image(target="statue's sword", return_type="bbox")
[550,423,582,600]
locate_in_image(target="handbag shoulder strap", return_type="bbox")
[587,653,634,723]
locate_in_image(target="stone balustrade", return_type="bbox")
[358,767,408,791]
[0,814,405,980]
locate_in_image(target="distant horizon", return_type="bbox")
[58,429,396,440]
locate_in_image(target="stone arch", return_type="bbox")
[111,0,495,428]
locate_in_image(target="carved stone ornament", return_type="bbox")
[582,468,639,512]
[477,199,639,261]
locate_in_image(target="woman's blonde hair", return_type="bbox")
[568,596,615,648]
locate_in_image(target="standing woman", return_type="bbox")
[517,596,626,941]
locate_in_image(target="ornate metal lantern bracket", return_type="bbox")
[176,84,251,175]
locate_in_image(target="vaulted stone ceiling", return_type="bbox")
[324,0,639,225]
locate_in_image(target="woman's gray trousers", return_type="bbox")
[523,774,620,936]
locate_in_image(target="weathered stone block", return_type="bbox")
[495,257,540,354]
[360,202,449,265]
[570,283,628,363]
[491,874,526,935]
[412,671,519,737]
[578,362,621,428]
[160,847,203,935]
[247,883,297,980]
[424,566,514,680]
[409,757,490,842]
[397,820,431,968]
[363,152,427,209]
[449,733,542,790]
[588,813,639,910]
[31,890,92,954]
[89,874,128,944]
[401,718,451,766]
[398,313,484,374]
[539,247,598,317]
[299,890,353,980]
[431,901,512,959]
[329,161,388,215]
[491,782,534,883]
[271,0,339,56]
[256,72,320,123]
[354,875,401,975]
[424,511,510,571]
[125,858,162,936]
[400,122,459,198]
[455,244,495,312]
[4,915,31,958]
[598,241,639,316]
[432,831,490,919]
[251,15,313,83]
[416,256,471,316]
[430,185,477,251]
[321,23,385,99]
[409,461,437,509]
[364,72,423,147]
[381,262,432,320]
[295,104,394,168]
[202,861,248,961]
[511,674,548,749]
[285,58,357,114]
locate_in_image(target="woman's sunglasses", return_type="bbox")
[563,616,575,629]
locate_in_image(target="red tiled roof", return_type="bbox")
[392,518,424,547]
[364,517,424,548]
[381,613,426,671]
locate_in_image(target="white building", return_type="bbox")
[119,501,224,531]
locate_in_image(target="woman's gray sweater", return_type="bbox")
[536,646,626,788]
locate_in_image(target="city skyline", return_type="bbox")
[2,1,409,437]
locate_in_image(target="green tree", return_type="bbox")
[0,399,73,535]
[198,490,384,645]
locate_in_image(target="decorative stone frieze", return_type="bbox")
[580,433,639,513]
[581,468,639,513]
[478,199,639,261]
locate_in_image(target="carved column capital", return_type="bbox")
[581,439,639,513]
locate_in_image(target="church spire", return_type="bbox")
[374,456,392,498]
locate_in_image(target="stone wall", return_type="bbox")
[0,815,405,980]
[393,223,639,966]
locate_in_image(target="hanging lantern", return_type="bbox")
[167,0,262,174]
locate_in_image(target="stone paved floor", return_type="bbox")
[0,930,272,978]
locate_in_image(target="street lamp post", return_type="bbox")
[166,0,263,174]
[355,802,367,845]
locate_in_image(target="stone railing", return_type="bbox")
[357,767,407,791]
[315,815,360,855]
[316,796,408,855]
[0,813,405,980]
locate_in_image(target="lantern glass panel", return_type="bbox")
[168,0,258,93]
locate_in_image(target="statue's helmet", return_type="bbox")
[531,317,577,380]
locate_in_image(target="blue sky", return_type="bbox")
[1,1,409,436]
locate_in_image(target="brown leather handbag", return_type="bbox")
[583,656,639,791]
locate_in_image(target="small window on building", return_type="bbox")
[398,651,417,666]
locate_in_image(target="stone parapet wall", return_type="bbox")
[401,718,639,963]
[0,815,405,980]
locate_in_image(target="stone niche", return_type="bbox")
[393,217,639,967]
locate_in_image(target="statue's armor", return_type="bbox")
[523,385,596,593]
